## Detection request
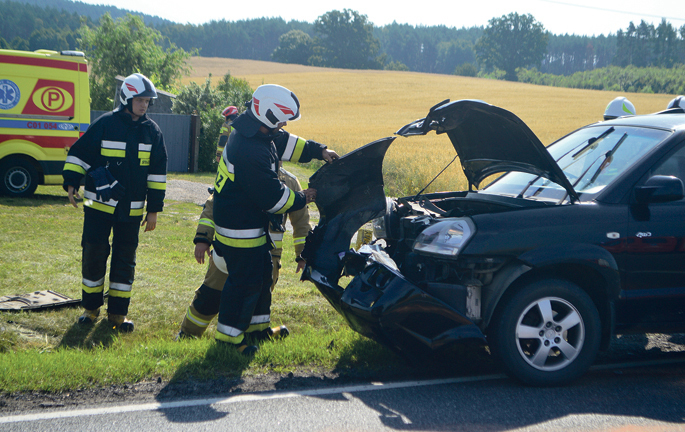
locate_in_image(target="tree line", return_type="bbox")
[5,0,685,82]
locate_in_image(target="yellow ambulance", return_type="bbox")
[0,49,89,196]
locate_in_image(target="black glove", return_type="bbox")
[104,167,125,201]
[89,166,112,201]
[89,166,125,201]
[268,213,286,232]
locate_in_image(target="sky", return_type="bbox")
[76,0,685,36]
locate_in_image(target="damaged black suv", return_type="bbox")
[302,99,685,386]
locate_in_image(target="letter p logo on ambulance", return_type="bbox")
[0,79,21,110]
[22,79,75,117]
[32,86,72,112]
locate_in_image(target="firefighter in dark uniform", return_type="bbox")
[216,106,238,162]
[62,73,167,332]
[176,165,311,339]
[212,84,338,354]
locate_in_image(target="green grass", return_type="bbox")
[0,181,406,393]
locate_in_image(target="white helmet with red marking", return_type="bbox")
[119,73,157,106]
[222,105,239,120]
[249,84,301,128]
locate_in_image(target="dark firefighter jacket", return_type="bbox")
[212,112,325,250]
[62,105,167,221]
[195,168,311,258]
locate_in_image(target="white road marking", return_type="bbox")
[0,374,506,424]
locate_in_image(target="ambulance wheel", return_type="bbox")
[0,158,39,197]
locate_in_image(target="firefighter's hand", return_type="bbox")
[67,185,80,208]
[322,149,339,163]
[194,242,210,264]
[302,188,316,203]
[142,212,158,232]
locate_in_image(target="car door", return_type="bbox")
[618,142,685,330]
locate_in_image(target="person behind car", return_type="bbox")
[604,97,636,120]
[216,106,239,163]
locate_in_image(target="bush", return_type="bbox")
[384,61,409,71]
[454,63,478,77]
[173,73,253,172]
[515,64,685,94]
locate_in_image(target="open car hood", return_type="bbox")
[396,99,580,202]
[303,137,395,285]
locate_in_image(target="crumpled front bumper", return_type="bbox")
[305,259,485,356]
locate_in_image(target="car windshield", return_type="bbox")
[480,125,671,202]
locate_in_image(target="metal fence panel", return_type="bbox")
[91,110,191,172]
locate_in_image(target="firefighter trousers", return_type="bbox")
[214,245,273,345]
[80,208,140,316]
[181,252,281,337]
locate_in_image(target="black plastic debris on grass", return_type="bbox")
[0,290,80,311]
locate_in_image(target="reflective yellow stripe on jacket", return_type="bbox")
[281,134,306,162]
[214,225,267,248]
[268,186,296,215]
[271,232,284,249]
[214,154,235,193]
[147,174,166,190]
[101,140,126,158]
[63,155,90,175]
[83,191,145,217]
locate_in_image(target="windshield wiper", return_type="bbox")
[571,127,615,159]
[586,133,628,185]
[517,174,542,199]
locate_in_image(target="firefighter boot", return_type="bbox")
[174,330,196,341]
[268,325,290,340]
[217,340,259,356]
[251,325,290,342]
[236,343,259,356]
[77,308,100,325]
[108,313,135,333]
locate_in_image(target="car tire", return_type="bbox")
[489,279,601,387]
[0,158,39,197]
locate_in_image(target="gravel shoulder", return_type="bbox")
[165,179,214,205]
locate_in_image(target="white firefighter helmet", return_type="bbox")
[667,95,684,111]
[249,84,301,129]
[604,97,636,120]
[119,73,158,106]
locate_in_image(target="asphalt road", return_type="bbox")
[2,358,684,432]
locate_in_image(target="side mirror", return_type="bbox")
[634,175,684,204]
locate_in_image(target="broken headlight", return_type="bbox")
[412,218,475,257]
[372,197,395,239]
[372,216,386,239]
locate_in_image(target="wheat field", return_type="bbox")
[185,57,676,195]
